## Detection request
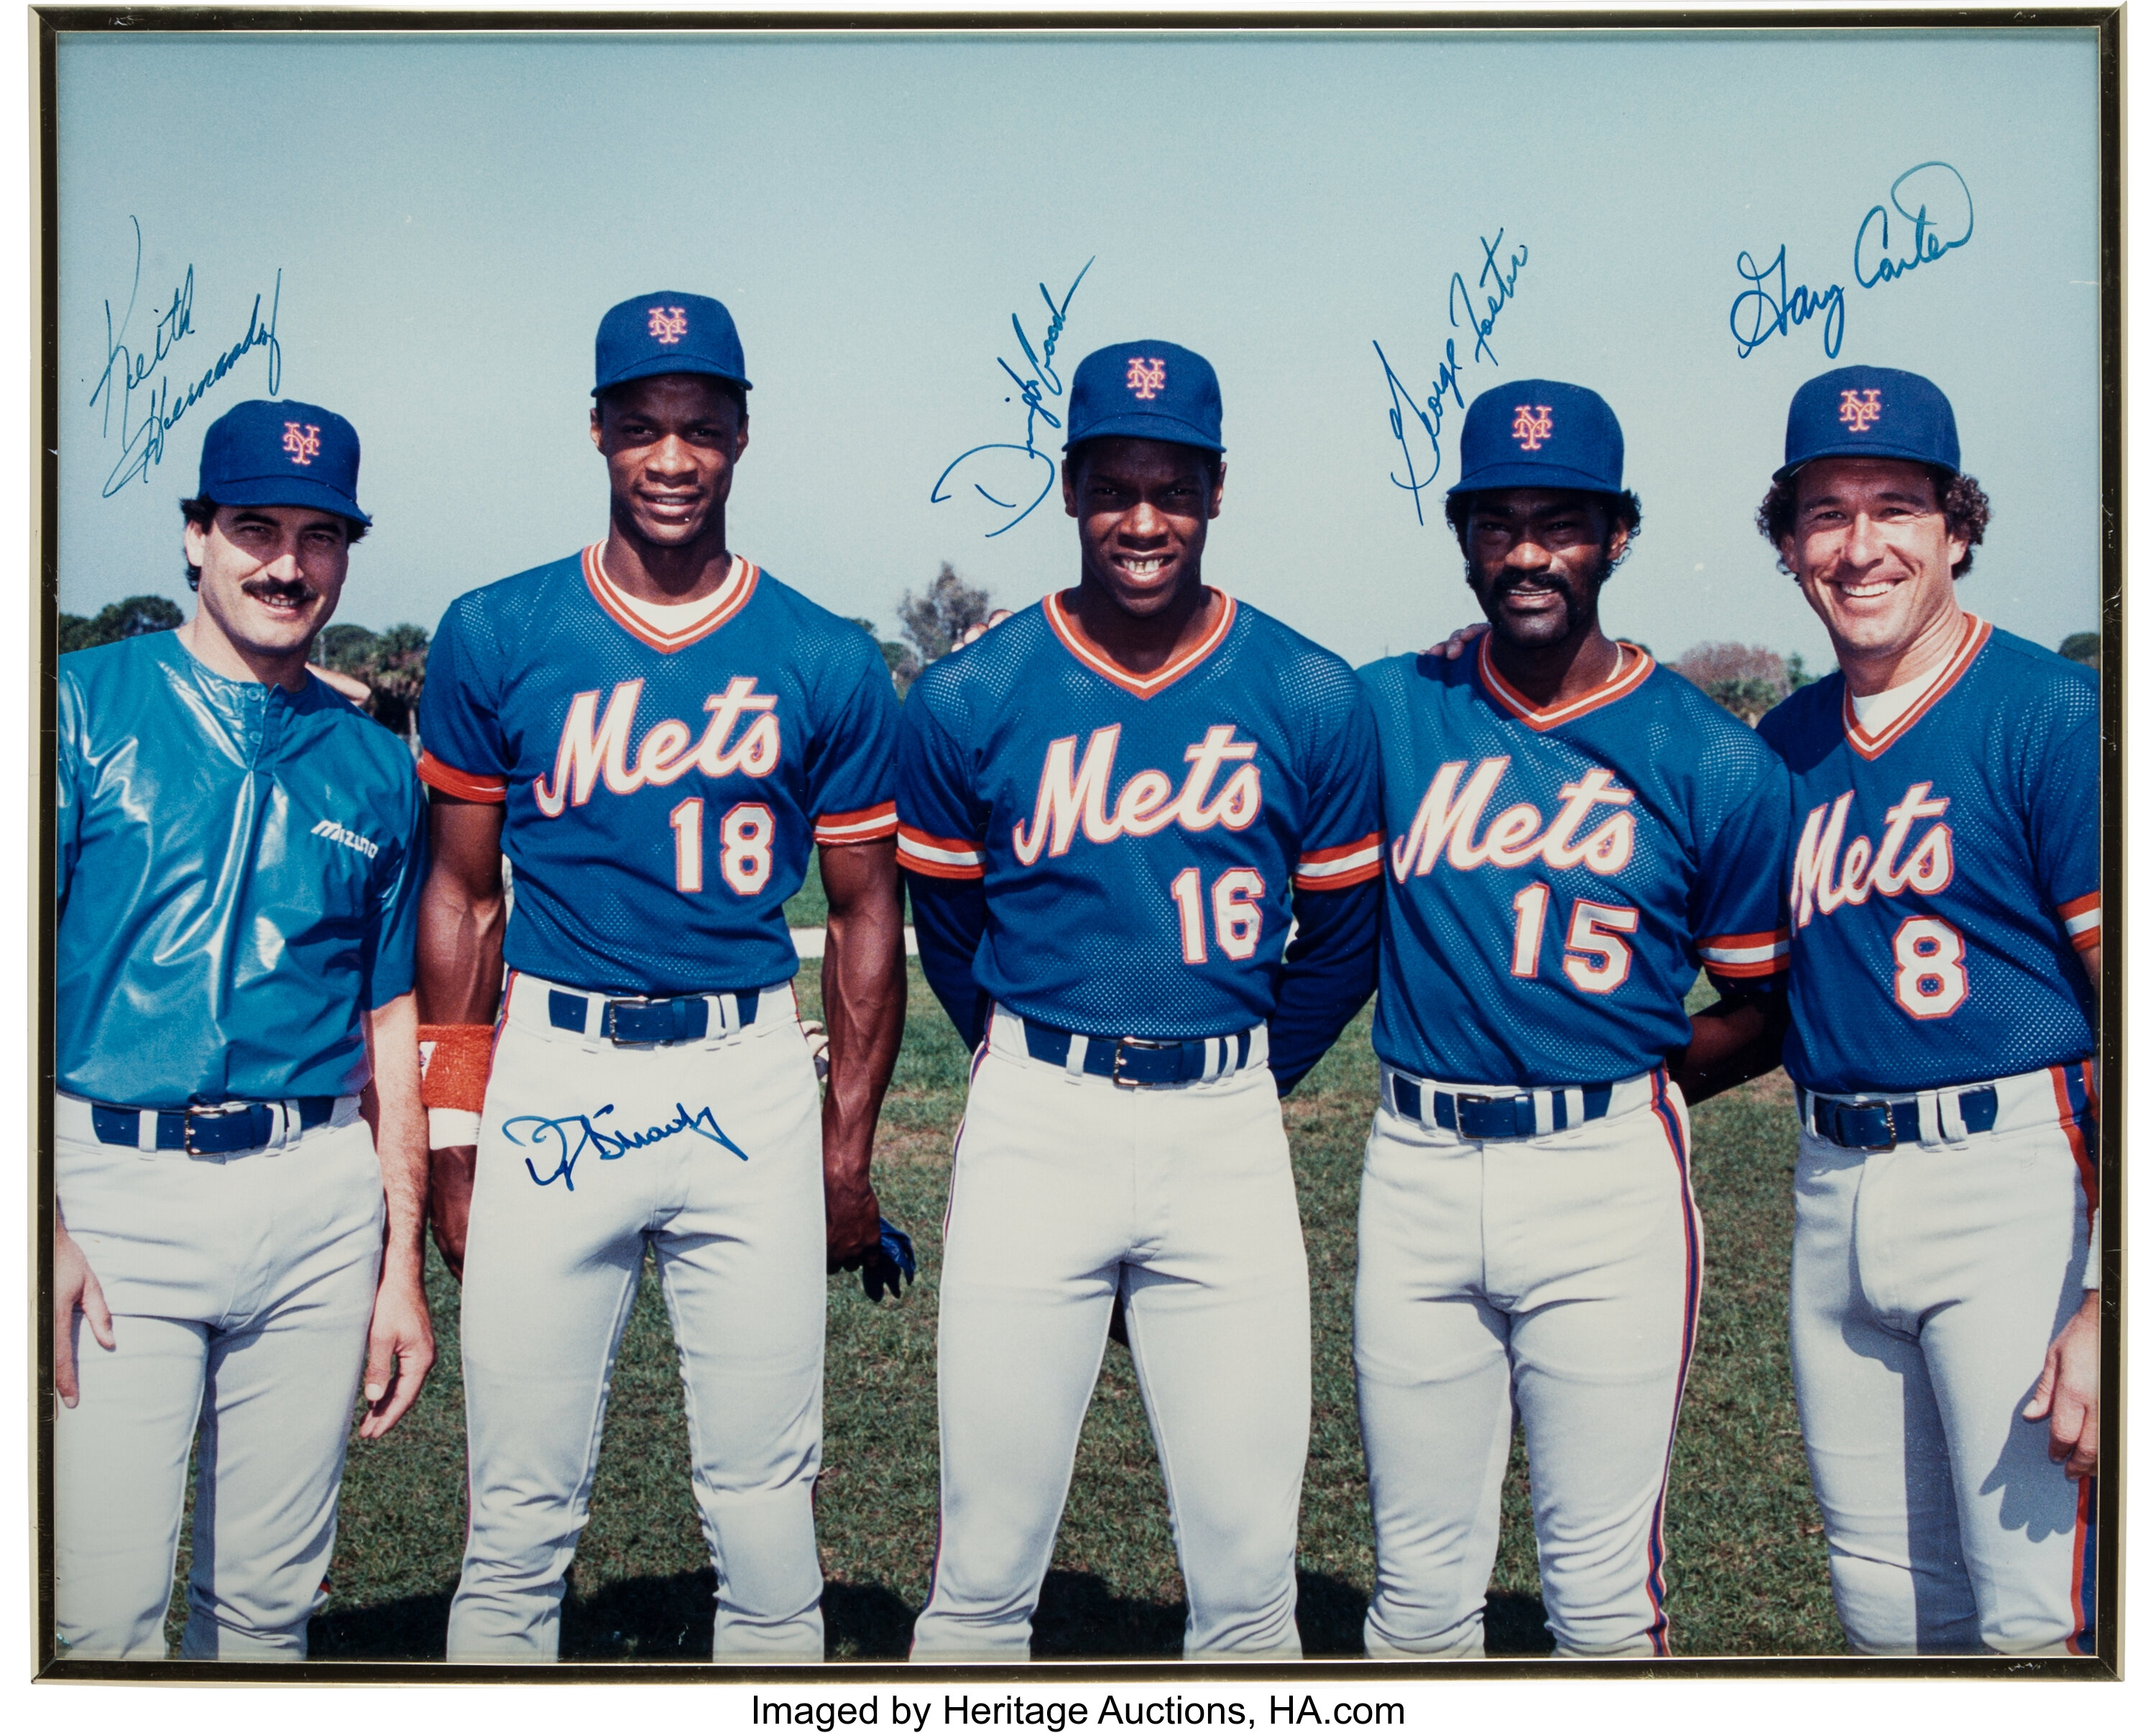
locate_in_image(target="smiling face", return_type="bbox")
[590,373,749,551]
[1778,457,1966,664]
[1061,437,1225,620]
[183,505,352,664]
[1460,488,1626,650]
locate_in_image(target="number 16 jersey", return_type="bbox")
[1361,638,1793,1088]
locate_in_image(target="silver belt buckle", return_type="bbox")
[1112,1036,1172,1088]
[182,1103,246,1157]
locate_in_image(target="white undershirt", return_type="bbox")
[596,555,746,632]
[1848,667,1935,732]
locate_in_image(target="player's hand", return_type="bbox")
[1428,621,1489,660]
[2023,1290,2101,1479]
[801,1020,832,1085]
[848,1218,917,1303]
[358,1258,436,1440]
[428,1144,477,1282]
[824,1168,883,1272]
[55,1219,114,1408]
[954,610,1013,650]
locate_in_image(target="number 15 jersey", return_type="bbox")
[1361,638,1793,1088]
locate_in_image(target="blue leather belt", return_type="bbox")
[91,1098,336,1155]
[1021,1021,1255,1088]
[1808,1086,1999,1150]
[1386,1073,1616,1141]
[548,989,759,1044]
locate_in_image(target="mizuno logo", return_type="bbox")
[310,818,381,860]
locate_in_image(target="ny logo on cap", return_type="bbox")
[1126,357,1166,400]
[1838,389,1883,433]
[648,306,688,345]
[282,423,322,467]
[1511,405,1554,451]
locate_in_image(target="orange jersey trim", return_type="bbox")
[896,824,987,881]
[1294,832,1384,891]
[418,750,509,804]
[1840,614,1990,761]
[2058,891,2101,952]
[582,544,760,653]
[1475,636,1655,732]
[813,801,900,845]
[1044,589,1237,699]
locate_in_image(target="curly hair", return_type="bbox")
[1442,488,1643,566]
[1756,466,1990,579]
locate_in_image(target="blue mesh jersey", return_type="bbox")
[55,630,428,1107]
[895,592,1384,1039]
[418,546,900,996]
[1363,638,1793,1088]
[1756,617,2099,1095]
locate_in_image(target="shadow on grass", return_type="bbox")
[307,1573,1552,1665]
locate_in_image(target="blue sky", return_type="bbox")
[58,26,2101,668]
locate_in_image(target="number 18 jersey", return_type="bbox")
[418,546,900,997]
[1361,639,1793,1088]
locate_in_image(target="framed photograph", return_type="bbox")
[33,5,2123,1685]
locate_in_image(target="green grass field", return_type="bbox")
[164,932,1843,1660]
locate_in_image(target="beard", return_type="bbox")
[1468,548,1613,646]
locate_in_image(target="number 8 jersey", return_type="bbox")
[1755,617,2099,1095]
[417,546,900,996]
[1361,638,1794,1087]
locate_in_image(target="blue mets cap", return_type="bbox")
[1065,341,1225,454]
[196,399,371,525]
[594,292,753,396]
[1450,380,1625,498]
[1776,365,1958,481]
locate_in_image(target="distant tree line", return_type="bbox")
[1671,630,2097,724]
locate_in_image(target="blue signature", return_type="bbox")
[931,257,1095,538]
[90,218,282,498]
[1728,244,1847,361]
[1372,229,1526,524]
[1853,161,1973,288]
[1729,162,1972,360]
[505,1100,749,1191]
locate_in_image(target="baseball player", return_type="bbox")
[898,341,1385,1660]
[414,293,908,1662]
[52,400,433,1659]
[1753,366,2099,1653]
[1354,381,1795,1658]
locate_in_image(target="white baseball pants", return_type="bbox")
[909,1008,1310,1662]
[54,1100,384,1660]
[1355,1070,1700,1659]
[446,975,827,1663]
[1790,1063,2099,1655]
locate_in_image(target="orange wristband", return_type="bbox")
[418,1024,494,1114]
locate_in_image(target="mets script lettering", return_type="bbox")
[507,1101,750,1190]
[1012,725,1263,865]
[1789,783,1953,929]
[1729,162,1972,361]
[1390,763,1637,882]
[931,257,1096,539]
[535,676,782,816]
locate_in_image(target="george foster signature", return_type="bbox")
[505,1100,750,1191]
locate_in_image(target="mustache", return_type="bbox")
[241,576,318,605]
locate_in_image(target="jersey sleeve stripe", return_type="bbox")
[2056,892,2101,950]
[897,824,987,879]
[1293,835,1383,891]
[417,750,510,804]
[1698,931,1791,973]
[812,801,900,845]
